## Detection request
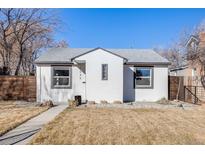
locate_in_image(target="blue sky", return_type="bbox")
[55,9,205,49]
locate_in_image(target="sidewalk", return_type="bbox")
[0,104,67,145]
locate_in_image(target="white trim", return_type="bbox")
[71,47,128,61]
[185,35,199,47]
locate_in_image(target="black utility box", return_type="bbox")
[74,95,82,105]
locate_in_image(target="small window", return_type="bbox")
[135,67,153,88]
[102,64,108,80]
[192,68,197,77]
[52,67,71,88]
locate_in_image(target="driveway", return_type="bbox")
[0,104,67,145]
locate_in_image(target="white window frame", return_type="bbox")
[52,67,72,89]
[135,67,153,88]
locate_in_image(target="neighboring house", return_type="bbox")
[35,47,170,104]
[170,32,205,77]
[169,62,200,77]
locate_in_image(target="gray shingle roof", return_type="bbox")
[35,47,170,65]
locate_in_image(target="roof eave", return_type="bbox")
[169,65,189,71]
[125,62,171,65]
[34,61,73,65]
[71,47,128,61]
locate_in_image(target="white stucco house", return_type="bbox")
[35,47,170,104]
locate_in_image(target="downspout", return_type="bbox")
[39,66,42,103]
[85,62,87,103]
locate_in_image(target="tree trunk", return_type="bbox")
[15,51,23,75]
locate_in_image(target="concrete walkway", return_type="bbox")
[0,104,67,145]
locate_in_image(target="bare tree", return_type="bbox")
[154,46,184,69]
[0,9,60,75]
[11,9,58,75]
[155,29,191,69]
[53,40,69,48]
[21,33,54,75]
[185,20,205,76]
[0,9,17,75]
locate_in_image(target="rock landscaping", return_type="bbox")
[79,100,197,110]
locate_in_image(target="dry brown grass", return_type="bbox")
[0,101,48,136]
[30,107,205,145]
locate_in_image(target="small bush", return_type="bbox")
[113,100,123,104]
[155,97,170,104]
[40,100,54,107]
[68,100,78,108]
[100,100,108,104]
[87,101,96,105]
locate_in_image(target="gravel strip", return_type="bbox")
[79,101,198,110]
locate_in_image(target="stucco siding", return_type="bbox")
[135,66,168,101]
[123,65,168,102]
[76,48,124,103]
[36,65,81,104]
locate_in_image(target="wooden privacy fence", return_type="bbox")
[169,76,205,104]
[168,76,185,101]
[0,76,36,101]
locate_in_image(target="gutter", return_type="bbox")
[34,61,74,65]
[125,62,171,65]
[170,66,188,72]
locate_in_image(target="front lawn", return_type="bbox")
[30,106,205,144]
[0,101,48,136]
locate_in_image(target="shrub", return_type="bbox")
[68,100,78,108]
[155,97,170,104]
[40,100,54,107]
[87,101,96,105]
[113,100,123,104]
[100,100,108,104]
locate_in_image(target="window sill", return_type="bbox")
[135,85,153,89]
[52,86,72,89]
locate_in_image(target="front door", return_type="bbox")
[75,63,86,102]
